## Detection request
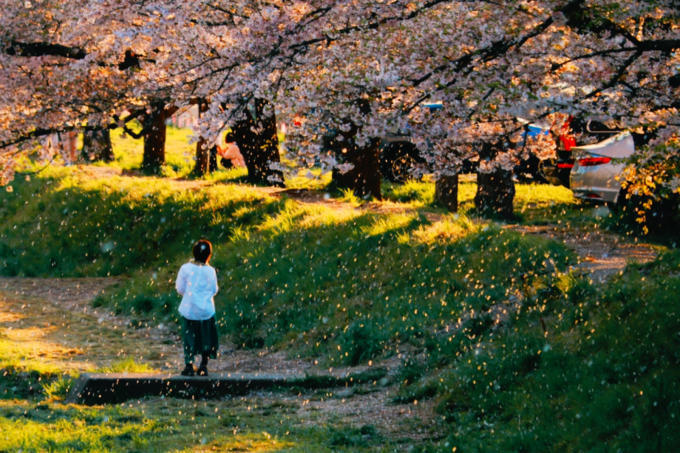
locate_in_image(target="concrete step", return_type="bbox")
[67,368,388,404]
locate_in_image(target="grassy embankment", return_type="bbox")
[0,126,677,451]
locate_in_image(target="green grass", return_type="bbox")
[0,168,284,277]
[0,397,399,452]
[382,174,593,227]
[214,210,573,364]
[106,124,196,176]
[1,126,678,451]
[0,160,578,366]
[393,250,680,451]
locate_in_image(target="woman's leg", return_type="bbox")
[198,354,209,376]
[181,318,197,375]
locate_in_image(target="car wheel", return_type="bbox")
[390,154,418,182]
[610,187,629,213]
[380,140,421,182]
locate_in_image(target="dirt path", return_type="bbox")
[0,277,174,373]
[507,224,660,282]
[0,276,350,376]
[0,276,438,438]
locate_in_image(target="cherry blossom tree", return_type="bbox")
[138,0,677,213]
[0,0,193,177]
[2,0,678,217]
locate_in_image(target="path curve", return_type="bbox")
[507,224,660,282]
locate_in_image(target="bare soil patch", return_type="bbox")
[0,276,175,372]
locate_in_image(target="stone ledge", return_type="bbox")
[67,368,387,405]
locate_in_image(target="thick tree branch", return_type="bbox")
[6,40,86,59]
[637,39,680,52]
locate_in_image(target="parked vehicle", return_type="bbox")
[570,131,635,205]
[527,116,632,188]
[517,116,581,187]
[534,121,577,187]
[378,102,440,182]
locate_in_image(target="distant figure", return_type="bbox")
[217,141,246,168]
[175,239,219,376]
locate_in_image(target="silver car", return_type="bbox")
[570,132,635,205]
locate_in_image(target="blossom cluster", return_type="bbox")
[1,0,678,181]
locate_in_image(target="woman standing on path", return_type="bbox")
[175,239,219,376]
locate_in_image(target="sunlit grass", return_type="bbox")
[360,213,417,238]
[515,181,575,208]
[298,203,361,229]
[337,187,363,205]
[0,392,392,452]
[382,177,435,206]
[0,401,162,452]
[172,433,295,453]
[96,358,156,374]
[280,166,332,191]
[405,213,481,244]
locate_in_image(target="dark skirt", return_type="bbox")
[181,316,219,361]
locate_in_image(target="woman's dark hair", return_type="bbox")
[192,239,213,263]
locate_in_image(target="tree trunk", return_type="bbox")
[435,174,459,212]
[193,100,211,176]
[194,137,209,176]
[256,112,285,186]
[142,106,167,173]
[331,138,382,199]
[81,127,114,162]
[226,99,284,186]
[474,169,515,219]
[209,146,218,172]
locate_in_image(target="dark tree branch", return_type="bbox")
[637,39,680,52]
[584,51,642,99]
[6,40,86,59]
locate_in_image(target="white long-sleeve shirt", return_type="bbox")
[175,261,218,320]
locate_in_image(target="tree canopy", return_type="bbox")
[1,0,678,184]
